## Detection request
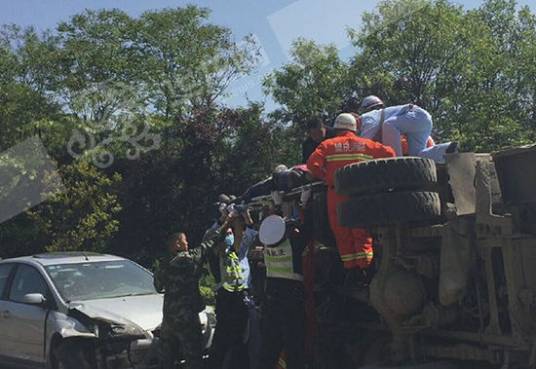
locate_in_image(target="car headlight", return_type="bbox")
[100,322,146,339]
[110,323,127,335]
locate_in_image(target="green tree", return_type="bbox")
[349,0,471,107]
[3,0,536,267]
[133,7,258,118]
[52,7,258,121]
[0,30,61,151]
[28,160,122,253]
[108,104,287,263]
[263,39,351,127]
[264,0,536,152]
[0,6,263,263]
[350,0,535,150]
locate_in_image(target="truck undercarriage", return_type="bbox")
[245,145,536,369]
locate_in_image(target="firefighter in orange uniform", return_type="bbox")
[307,113,395,269]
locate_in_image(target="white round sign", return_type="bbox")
[259,215,286,246]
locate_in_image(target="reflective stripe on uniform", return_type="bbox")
[221,251,247,292]
[268,255,293,262]
[325,153,374,162]
[264,264,304,281]
[340,251,374,261]
[264,239,304,282]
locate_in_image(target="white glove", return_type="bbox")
[300,188,312,206]
[271,191,283,205]
[226,204,239,218]
[219,203,228,216]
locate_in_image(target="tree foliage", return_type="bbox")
[28,160,122,253]
[263,39,351,126]
[269,0,536,152]
[1,1,536,266]
[0,6,260,261]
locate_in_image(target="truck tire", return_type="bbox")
[334,157,437,196]
[337,191,441,227]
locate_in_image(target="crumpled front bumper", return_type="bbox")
[119,310,216,369]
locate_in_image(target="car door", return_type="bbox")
[2,263,52,365]
[0,263,15,358]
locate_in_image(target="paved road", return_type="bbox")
[0,359,496,369]
[0,362,491,369]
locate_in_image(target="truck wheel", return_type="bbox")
[337,191,441,227]
[52,340,95,369]
[335,157,437,196]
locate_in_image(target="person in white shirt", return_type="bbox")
[359,95,457,163]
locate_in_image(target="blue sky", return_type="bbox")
[1,0,534,110]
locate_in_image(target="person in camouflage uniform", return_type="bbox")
[154,217,233,369]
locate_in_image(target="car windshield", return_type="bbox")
[46,260,156,302]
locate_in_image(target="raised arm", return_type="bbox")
[191,215,234,264]
[307,142,328,181]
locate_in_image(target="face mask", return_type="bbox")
[224,234,235,248]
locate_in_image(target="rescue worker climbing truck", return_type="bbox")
[307,113,395,269]
[241,142,536,368]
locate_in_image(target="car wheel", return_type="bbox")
[52,340,96,369]
[335,157,437,196]
[337,191,442,227]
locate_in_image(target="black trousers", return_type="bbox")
[211,288,250,369]
[258,279,305,369]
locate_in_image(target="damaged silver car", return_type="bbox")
[0,252,215,369]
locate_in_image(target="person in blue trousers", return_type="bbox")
[359,95,457,163]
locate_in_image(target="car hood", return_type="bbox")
[69,294,163,332]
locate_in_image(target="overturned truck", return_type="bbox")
[244,144,536,368]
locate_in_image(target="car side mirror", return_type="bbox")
[21,293,47,306]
